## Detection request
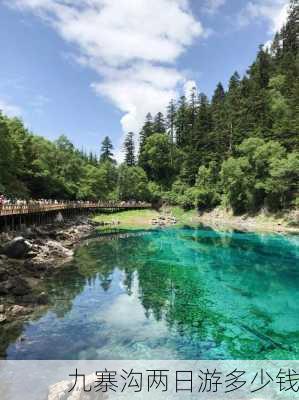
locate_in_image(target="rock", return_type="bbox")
[26,250,39,258]
[24,259,49,273]
[46,241,73,258]
[33,227,48,238]
[10,305,28,317]
[11,277,31,296]
[48,380,73,400]
[48,230,59,240]
[0,304,4,313]
[0,254,8,260]
[20,294,37,304]
[48,374,108,400]
[0,280,13,294]
[2,237,31,259]
[0,267,7,280]
[22,227,37,240]
[37,292,48,305]
[0,314,7,324]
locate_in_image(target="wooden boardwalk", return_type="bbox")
[0,201,151,217]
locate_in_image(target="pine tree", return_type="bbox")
[166,99,177,166]
[124,132,136,166]
[175,96,189,147]
[226,71,244,152]
[188,86,198,141]
[153,112,166,134]
[210,82,229,162]
[139,113,154,150]
[100,136,114,163]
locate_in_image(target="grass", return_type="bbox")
[93,207,199,232]
[93,209,160,231]
[170,207,198,225]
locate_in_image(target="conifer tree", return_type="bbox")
[175,96,189,147]
[153,112,166,134]
[100,136,114,163]
[124,132,136,166]
[166,99,176,144]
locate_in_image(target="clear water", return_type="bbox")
[4,227,299,360]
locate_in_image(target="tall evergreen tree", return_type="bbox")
[124,132,136,166]
[210,82,230,161]
[139,113,154,150]
[175,96,189,147]
[100,136,114,163]
[166,99,176,144]
[153,112,166,134]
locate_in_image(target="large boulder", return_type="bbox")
[1,237,31,259]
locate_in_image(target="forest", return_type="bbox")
[0,0,298,215]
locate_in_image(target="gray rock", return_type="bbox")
[0,267,7,280]
[2,237,31,259]
[0,314,7,324]
[0,280,13,294]
[11,277,31,296]
[48,230,59,240]
[37,292,48,305]
[10,305,28,317]
[0,304,4,313]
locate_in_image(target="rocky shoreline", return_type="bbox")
[0,217,98,327]
[196,208,299,234]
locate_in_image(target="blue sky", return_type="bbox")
[0,0,289,160]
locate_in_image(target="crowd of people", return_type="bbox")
[0,195,149,211]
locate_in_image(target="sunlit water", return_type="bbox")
[4,227,299,360]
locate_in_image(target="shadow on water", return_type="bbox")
[1,226,299,360]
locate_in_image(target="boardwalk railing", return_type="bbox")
[0,201,151,217]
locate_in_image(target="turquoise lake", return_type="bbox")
[4,226,299,360]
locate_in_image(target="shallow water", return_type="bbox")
[4,226,299,359]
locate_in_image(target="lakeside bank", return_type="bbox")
[93,207,299,234]
[0,217,97,332]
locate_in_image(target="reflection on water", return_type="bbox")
[4,227,299,360]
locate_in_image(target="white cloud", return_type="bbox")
[0,99,22,117]
[263,39,273,52]
[239,0,289,34]
[202,0,226,14]
[183,80,197,99]
[7,0,205,153]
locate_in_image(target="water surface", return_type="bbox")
[4,227,299,359]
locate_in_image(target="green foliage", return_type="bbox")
[193,164,221,210]
[147,181,163,203]
[221,138,298,213]
[221,156,254,214]
[118,165,149,201]
[78,161,118,201]
[139,133,176,186]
